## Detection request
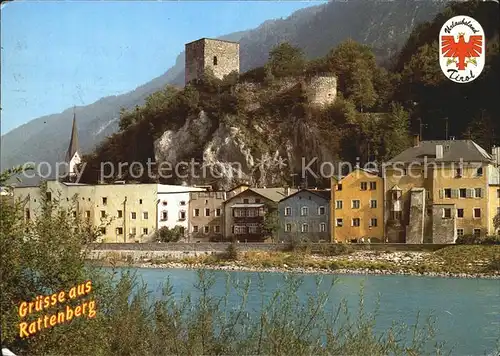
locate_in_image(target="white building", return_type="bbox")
[156,184,206,236]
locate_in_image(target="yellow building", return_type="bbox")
[14,181,158,243]
[331,168,384,243]
[384,138,499,243]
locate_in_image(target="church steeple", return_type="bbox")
[66,108,79,163]
[65,108,81,180]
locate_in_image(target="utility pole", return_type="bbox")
[418,118,427,140]
[444,117,449,140]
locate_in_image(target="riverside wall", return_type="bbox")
[85,242,451,261]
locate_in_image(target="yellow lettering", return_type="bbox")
[81,301,87,315]
[49,315,57,327]
[85,280,92,294]
[88,300,96,318]
[35,296,42,312]
[66,305,73,321]
[57,311,65,324]
[77,284,85,296]
[19,322,29,337]
[69,287,76,299]
[28,301,35,314]
[58,291,65,303]
[75,306,82,317]
[51,294,57,306]
[28,321,37,335]
[43,296,51,309]
[19,302,28,318]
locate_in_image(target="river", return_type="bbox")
[111,267,499,355]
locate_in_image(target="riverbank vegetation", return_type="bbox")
[134,243,500,278]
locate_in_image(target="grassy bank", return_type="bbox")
[97,245,500,277]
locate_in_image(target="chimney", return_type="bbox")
[436,145,444,159]
[413,134,420,147]
[284,187,290,196]
[492,146,500,165]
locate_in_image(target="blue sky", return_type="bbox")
[1,1,324,135]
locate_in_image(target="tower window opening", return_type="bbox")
[213,56,218,65]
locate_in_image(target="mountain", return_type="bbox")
[1,0,448,184]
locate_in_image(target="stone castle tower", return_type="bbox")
[185,38,239,85]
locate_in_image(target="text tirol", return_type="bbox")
[18,281,97,338]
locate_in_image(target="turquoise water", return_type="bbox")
[112,267,499,355]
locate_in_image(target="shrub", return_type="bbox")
[223,242,239,261]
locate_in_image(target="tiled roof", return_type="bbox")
[386,140,492,164]
[278,188,331,202]
[249,188,299,202]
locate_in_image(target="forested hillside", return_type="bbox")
[77,1,499,189]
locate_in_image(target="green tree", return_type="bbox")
[261,206,280,241]
[494,213,500,233]
[267,42,305,78]
[156,225,184,242]
[325,40,378,111]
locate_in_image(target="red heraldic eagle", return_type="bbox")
[441,33,483,70]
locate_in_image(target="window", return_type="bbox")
[318,206,325,215]
[162,201,168,206]
[255,199,261,203]
[100,210,106,218]
[336,218,343,227]
[369,182,377,190]
[243,199,249,204]
[204,226,209,234]
[85,211,90,219]
[370,218,377,227]
[457,209,464,218]
[352,218,360,227]
[143,212,149,220]
[161,211,168,221]
[131,212,136,220]
[139,199,143,204]
[142,228,148,235]
[459,188,467,198]
[370,200,377,208]
[361,182,368,190]
[473,208,481,218]
[194,209,200,217]
[102,197,107,205]
[284,207,292,216]
[319,223,326,232]
[116,227,123,235]
[130,227,136,235]
[457,229,464,237]
[301,223,309,233]
[301,207,308,216]
[456,168,462,177]
[285,223,292,232]
[193,226,199,233]
[443,208,452,219]
[205,200,209,205]
[474,188,482,198]
[216,208,221,217]
[180,200,186,206]
[476,167,483,177]
[205,208,210,217]
[179,211,186,220]
[336,200,343,209]
[352,200,360,209]
[444,189,452,198]
[117,210,123,218]
[337,184,343,191]
[473,228,481,237]
[392,211,402,220]
[497,189,500,198]
[213,56,218,65]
